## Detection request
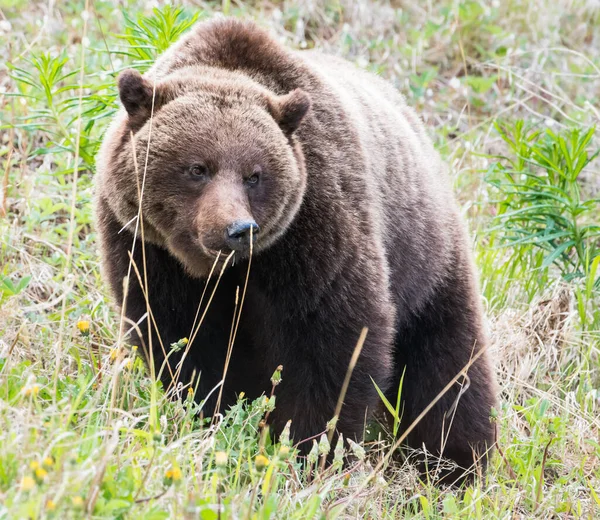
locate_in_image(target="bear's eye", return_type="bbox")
[246,174,259,185]
[246,170,260,186]
[189,164,209,178]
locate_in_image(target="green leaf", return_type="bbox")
[466,75,498,94]
[541,240,576,269]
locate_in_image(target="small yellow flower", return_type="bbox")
[125,358,133,370]
[22,384,40,397]
[71,496,84,507]
[109,348,119,361]
[171,467,182,481]
[46,499,57,511]
[255,454,269,470]
[215,451,228,467]
[29,460,40,471]
[20,476,35,491]
[180,337,189,346]
[76,320,90,335]
[131,345,138,352]
[238,392,245,399]
[43,456,54,469]
[164,465,182,484]
[187,387,194,396]
[34,467,48,481]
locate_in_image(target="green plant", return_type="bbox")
[8,53,99,168]
[486,122,600,284]
[116,6,201,70]
[0,273,31,305]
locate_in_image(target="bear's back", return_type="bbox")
[296,50,460,304]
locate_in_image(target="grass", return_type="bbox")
[1,0,600,518]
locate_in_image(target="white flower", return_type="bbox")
[449,77,460,90]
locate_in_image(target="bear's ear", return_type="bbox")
[118,69,157,118]
[271,89,311,135]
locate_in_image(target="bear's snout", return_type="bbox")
[225,220,260,251]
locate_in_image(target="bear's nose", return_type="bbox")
[225,220,260,251]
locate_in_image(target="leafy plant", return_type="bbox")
[486,121,600,287]
[8,53,98,167]
[116,6,201,71]
[0,273,31,305]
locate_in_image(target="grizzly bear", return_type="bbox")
[95,17,497,482]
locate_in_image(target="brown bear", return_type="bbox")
[95,17,497,482]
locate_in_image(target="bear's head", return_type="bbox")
[98,68,311,278]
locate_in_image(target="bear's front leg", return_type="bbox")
[257,297,395,455]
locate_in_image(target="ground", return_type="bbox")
[0,1,599,518]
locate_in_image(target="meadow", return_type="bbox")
[1,0,599,518]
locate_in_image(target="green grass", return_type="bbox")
[1,0,600,518]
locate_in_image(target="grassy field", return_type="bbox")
[1,0,600,518]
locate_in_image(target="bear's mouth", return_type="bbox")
[204,247,253,264]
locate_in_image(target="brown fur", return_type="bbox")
[95,18,497,483]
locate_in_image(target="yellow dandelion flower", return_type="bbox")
[131,345,138,352]
[238,391,245,399]
[215,451,228,467]
[171,467,182,481]
[76,320,90,334]
[22,384,40,397]
[20,476,35,491]
[71,496,84,507]
[187,387,194,396]
[109,348,118,361]
[125,358,133,370]
[46,499,57,511]
[165,469,173,479]
[43,456,54,468]
[255,454,269,470]
[180,337,188,346]
[34,467,48,480]
[29,460,40,471]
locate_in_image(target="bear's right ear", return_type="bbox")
[118,69,157,118]
[269,89,311,135]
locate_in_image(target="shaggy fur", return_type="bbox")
[95,18,497,482]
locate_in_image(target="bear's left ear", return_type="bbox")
[270,89,311,135]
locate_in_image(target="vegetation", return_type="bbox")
[1,1,599,518]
